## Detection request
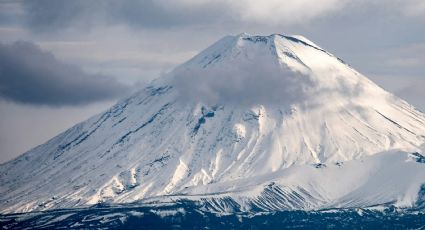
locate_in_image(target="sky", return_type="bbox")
[0,0,424,163]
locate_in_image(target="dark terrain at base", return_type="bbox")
[1,201,425,229]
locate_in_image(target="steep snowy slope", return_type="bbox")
[1,33,425,214]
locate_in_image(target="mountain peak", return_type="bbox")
[172,33,386,107]
[180,33,339,73]
[2,33,425,214]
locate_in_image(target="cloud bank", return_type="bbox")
[18,0,425,33]
[171,58,313,106]
[0,41,129,106]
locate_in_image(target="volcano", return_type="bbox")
[1,33,425,214]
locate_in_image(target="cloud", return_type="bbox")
[170,55,313,107]
[0,41,129,106]
[16,0,425,39]
[20,0,226,31]
[20,0,98,32]
[398,0,425,18]
[228,0,348,25]
[18,0,353,32]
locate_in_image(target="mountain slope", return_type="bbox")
[1,33,425,214]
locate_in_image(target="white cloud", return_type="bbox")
[171,54,312,106]
[227,0,348,25]
[400,0,425,17]
[155,0,349,25]
[149,0,425,25]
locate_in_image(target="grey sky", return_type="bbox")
[0,0,424,163]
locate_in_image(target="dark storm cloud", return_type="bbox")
[21,0,226,31]
[14,0,425,35]
[0,41,129,106]
[21,0,92,31]
[108,1,225,28]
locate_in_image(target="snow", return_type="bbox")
[172,151,425,212]
[1,33,425,214]
[150,208,186,218]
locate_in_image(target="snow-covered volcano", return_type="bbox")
[1,33,425,214]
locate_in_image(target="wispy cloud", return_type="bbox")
[171,53,313,106]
